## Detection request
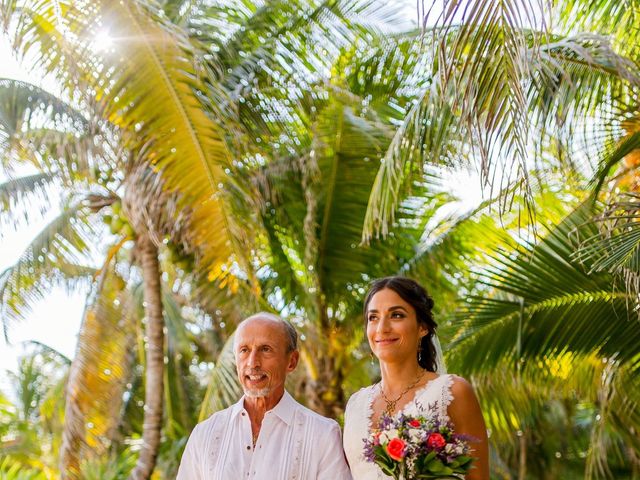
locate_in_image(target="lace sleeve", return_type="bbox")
[438,374,455,423]
[343,386,374,470]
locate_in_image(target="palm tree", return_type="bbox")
[162,0,424,417]
[353,2,640,474]
[363,0,639,239]
[446,200,640,477]
[0,1,260,476]
[191,24,481,417]
[0,343,69,477]
[2,0,413,467]
[0,77,139,476]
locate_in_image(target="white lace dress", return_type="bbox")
[343,374,455,480]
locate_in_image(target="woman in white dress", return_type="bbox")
[343,276,489,479]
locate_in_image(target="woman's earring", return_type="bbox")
[370,352,375,365]
[418,346,423,364]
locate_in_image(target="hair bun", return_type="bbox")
[425,296,434,310]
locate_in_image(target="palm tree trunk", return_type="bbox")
[518,431,527,480]
[303,347,345,419]
[59,364,86,479]
[130,233,165,480]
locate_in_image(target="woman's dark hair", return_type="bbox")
[363,276,438,372]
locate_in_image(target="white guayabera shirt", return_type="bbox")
[177,391,353,480]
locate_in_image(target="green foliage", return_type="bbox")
[0,344,68,477]
[77,449,137,480]
[2,0,640,478]
[0,458,47,480]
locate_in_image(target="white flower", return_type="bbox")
[406,456,416,474]
[408,428,423,443]
[454,444,467,456]
[379,429,399,444]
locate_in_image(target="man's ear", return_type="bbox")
[287,350,300,372]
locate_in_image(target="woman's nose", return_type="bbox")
[377,316,391,333]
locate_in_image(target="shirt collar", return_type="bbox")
[231,390,297,426]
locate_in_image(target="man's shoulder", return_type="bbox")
[291,399,339,430]
[190,404,236,436]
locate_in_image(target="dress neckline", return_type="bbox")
[365,373,446,433]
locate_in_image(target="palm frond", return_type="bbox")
[255,33,441,314]
[2,2,255,286]
[449,199,640,476]
[60,267,135,476]
[93,2,255,281]
[0,78,86,137]
[592,131,640,195]
[364,2,639,240]
[0,200,97,331]
[0,78,120,194]
[573,192,640,294]
[0,172,55,228]
[555,0,640,60]
[161,287,201,438]
[449,201,638,372]
[198,333,242,421]
[469,352,640,478]
[0,78,91,174]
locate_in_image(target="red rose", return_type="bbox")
[426,432,447,449]
[386,438,407,461]
[408,419,421,428]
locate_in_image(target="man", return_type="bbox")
[177,312,352,479]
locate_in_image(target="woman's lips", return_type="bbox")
[375,338,399,346]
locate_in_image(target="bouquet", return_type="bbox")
[363,405,474,479]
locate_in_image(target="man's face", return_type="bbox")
[234,317,298,399]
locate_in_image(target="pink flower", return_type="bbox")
[426,432,446,449]
[408,419,421,428]
[386,438,407,461]
[373,431,382,446]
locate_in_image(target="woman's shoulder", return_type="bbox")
[413,374,471,408]
[345,384,376,410]
[446,374,475,396]
[444,374,480,410]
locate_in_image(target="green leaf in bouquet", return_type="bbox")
[414,450,436,473]
[376,460,398,477]
[426,457,450,474]
[373,445,387,457]
[374,452,398,477]
[424,451,437,462]
[449,455,473,469]
[417,476,463,479]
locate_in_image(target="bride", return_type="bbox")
[343,276,489,479]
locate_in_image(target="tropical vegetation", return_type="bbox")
[1,0,639,479]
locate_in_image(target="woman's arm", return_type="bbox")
[448,376,490,480]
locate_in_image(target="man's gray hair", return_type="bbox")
[239,312,298,352]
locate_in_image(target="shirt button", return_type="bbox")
[246,445,251,450]
[241,412,246,416]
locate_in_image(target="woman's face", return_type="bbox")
[366,288,427,365]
